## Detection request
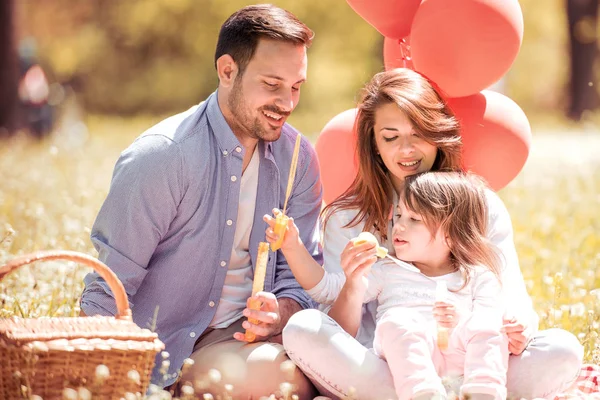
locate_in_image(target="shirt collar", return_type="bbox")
[206,90,243,156]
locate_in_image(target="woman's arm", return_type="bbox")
[485,190,539,338]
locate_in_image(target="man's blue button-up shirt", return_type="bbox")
[81,91,323,386]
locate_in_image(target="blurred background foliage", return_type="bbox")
[14,0,599,136]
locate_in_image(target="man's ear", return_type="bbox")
[216,54,238,88]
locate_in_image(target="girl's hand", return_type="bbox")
[433,301,460,330]
[502,315,532,355]
[339,240,378,291]
[264,208,301,253]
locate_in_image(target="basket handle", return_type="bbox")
[0,250,132,320]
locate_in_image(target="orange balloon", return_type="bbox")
[411,0,523,97]
[347,0,422,39]
[448,91,532,191]
[315,109,359,205]
[383,37,415,71]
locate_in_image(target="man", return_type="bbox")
[80,5,322,398]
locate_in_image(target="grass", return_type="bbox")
[0,115,599,398]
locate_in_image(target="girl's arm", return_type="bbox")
[462,269,509,396]
[264,211,324,290]
[328,240,379,337]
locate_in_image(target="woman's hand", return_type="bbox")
[433,301,460,330]
[339,240,378,292]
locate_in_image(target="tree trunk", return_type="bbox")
[0,0,18,136]
[567,0,600,121]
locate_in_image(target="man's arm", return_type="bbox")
[80,134,184,316]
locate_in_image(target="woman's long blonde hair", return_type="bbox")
[323,68,463,240]
[402,171,502,285]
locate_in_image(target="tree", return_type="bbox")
[567,0,599,121]
[0,0,18,136]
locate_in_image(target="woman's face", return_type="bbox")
[373,103,438,193]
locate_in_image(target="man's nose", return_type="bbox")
[276,90,294,113]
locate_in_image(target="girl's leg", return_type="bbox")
[458,315,509,400]
[506,328,583,399]
[282,309,397,400]
[374,308,446,399]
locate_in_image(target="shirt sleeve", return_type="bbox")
[81,134,184,316]
[306,271,345,305]
[471,268,504,318]
[485,189,539,332]
[272,136,323,310]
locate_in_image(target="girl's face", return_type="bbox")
[373,103,438,193]
[392,200,451,271]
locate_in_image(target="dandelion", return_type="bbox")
[62,388,78,400]
[570,302,586,317]
[77,387,92,400]
[160,360,170,375]
[95,364,110,381]
[127,369,141,385]
[207,368,221,384]
[181,357,195,374]
[181,384,195,396]
[280,382,294,399]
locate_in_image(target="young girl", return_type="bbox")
[265,171,508,400]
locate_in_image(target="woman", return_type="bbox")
[282,68,583,400]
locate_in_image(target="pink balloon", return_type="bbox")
[347,0,422,39]
[448,90,532,191]
[383,37,415,71]
[315,109,359,205]
[411,0,524,97]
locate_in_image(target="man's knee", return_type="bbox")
[182,340,315,399]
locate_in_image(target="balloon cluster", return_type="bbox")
[316,0,532,204]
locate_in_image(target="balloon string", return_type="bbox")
[399,38,411,69]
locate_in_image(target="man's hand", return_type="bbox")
[233,294,301,343]
[502,315,533,355]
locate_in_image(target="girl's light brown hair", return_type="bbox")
[323,68,463,240]
[402,171,501,285]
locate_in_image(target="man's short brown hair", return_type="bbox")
[215,4,314,75]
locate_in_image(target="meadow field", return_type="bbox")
[0,117,599,398]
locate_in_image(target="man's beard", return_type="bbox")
[227,77,289,142]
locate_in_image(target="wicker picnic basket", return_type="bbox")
[0,251,165,399]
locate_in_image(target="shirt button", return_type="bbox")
[231,175,237,182]
[226,219,233,226]
[209,301,215,307]
[235,147,242,153]
[223,150,228,156]
[189,332,196,338]
[220,261,226,267]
